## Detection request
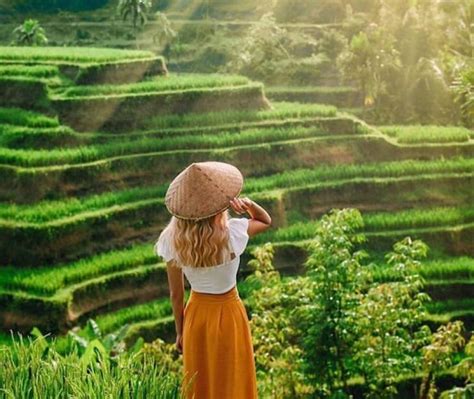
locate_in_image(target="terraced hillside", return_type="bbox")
[0,47,473,350]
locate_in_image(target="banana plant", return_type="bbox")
[11,19,48,46]
[67,318,137,360]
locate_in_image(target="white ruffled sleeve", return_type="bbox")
[228,217,250,256]
[154,229,174,262]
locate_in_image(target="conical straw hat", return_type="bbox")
[165,161,244,220]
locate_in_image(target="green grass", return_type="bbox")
[426,298,474,314]
[0,332,183,397]
[80,277,252,336]
[0,102,341,150]
[0,107,59,128]
[2,256,470,352]
[0,244,158,296]
[0,124,76,149]
[242,156,474,193]
[424,309,474,324]
[372,256,474,282]
[0,125,348,167]
[143,101,338,130]
[0,157,472,224]
[0,331,13,346]
[94,297,173,335]
[252,205,474,244]
[363,207,474,230]
[1,205,472,297]
[0,46,155,64]
[0,185,167,223]
[0,64,59,79]
[379,125,472,144]
[267,85,358,94]
[53,73,252,98]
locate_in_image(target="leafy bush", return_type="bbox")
[246,208,467,397]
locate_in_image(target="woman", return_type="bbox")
[155,161,272,399]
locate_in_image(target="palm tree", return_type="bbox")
[12,19,48,46]
[117,0,152,29]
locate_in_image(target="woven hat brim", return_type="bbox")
[165,161,244,220]
[167,183,243,221]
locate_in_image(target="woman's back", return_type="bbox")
[155,217,249,294]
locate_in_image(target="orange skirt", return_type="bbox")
[182,285,258,399]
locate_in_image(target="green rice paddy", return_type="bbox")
[0,45,472,359]
[0,46,156,64]
[379,125,473,144]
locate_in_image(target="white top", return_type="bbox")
[154,217,250,294]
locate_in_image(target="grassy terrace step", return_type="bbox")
[0,46,167,85]
[252,205,474,248]
[2,129,473,203]
[1,252,472,346]
[0,64,64,86]
[0,47,155,64]
[106,281,474,349]
[0,262,169,334]
[2,109,472,152]
[0,103,341,149]
[0,302,176,350]
[5,250,470,305]
[0,235,244,334]
[0,164,472,266]
[379,125,474,144]
[266,85,362,107]
[427,298,474,314]
[51,73,253,98]
[2,157,472,223]
[1,278,241,347]
[102,303,474,350]
[51,81,270,132]
[424,299,474,331]
[0,76,49,110]
[0,107,59,128]
[0,124,354,167]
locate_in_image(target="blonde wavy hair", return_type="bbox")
[161,209,233,268]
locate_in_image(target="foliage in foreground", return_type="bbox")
[0,327,186,399]
[245,208,470,398]
[439,334,474,399]
[2,209,472,398]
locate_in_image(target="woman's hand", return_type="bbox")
[230,197,253,215]
[176,333,183,353]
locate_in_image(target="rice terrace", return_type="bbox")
[0,0,472,398]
